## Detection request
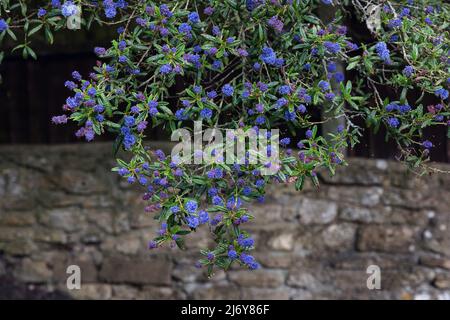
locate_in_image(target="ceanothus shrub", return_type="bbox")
[1,0,449,276]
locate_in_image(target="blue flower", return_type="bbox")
[242,186,252,196]
[94,47,106,56]
[61,1,79,17]
[275,98,288,108]
[212,196,224,206]
[278,85,291,95]
[324,41,341,54]
[138,176,147,186]
[185,200,198,214]
[124,116,135,127]
[160,64,172,74]
[385,103,398,112]
[238,235,254,248]
[226,37,235,44]
[435,88,449,100]
[318,80,330,92]
[325,92,335,101]
[204,6,214,15]
[52,115,68,124]
[186,215,199,228]
[422,140,433,149]
[87,87,97,97]
[228,249,238,259]
[280,137,291,146]
[118,40,127,51]
[222,84,234,97]
[403,66,414,77]
[260,47,277,65]
[246,0,262,11]
[123,133,136,149]
[175,108,189,120]
[267,15,283,32]
[178,23,192,34]
[398,104,411,114]
[212,26,221,36]
[226,196,242,210]
[38,8,47,18]
[375,42,391,64]
[207,90,217,99]
[327,62,337,73]
[387,117,400,128]
[334,72,344,83]
[160,4,172,17]
[72,71,82,81]
[389,35,399,43]
[200,108,213,119]
[104,5,116,18]
[188,12,200,24]
[388,18,402,29]
[198,210,209,224]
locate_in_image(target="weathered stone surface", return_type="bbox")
[69,284,112,300]
[322,223,356,250]
[228,270,286,288]
[140,286,186,299]
[298,199,338,225]
[241,288,290,300]
[111,285,140,299]
[250,203,283,222]
[0,211,36,226]
[0,227,34,241]
[2,144,450,300]
[99,257,172,285]
[40,208,83,232]
[255,252,294,268]
[57,170,107,195]
[357,225,416,253]
[340,206,381,223]
[433,273,450,289]
[420,255,450,270]
[33,228,68,244]
[13,258,52,283]
[52,254,99,283]
[287,270,325,291]
[0,240,36,256]
[172,264,205,283]
[189,283,241,300]
[267,233,295,251]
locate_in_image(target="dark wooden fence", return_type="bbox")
[0,51,448,162]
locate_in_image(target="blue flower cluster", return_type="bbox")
[38,0,450,275]
[375,42,391,64]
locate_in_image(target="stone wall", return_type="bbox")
[1,143,450,300]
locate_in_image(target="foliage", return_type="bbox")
[1,0,449,276]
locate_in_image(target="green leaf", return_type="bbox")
[45,26,54,44]
[6,28,17,41]
[28,24,43,37]
[26,47,37,60]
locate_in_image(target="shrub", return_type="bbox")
[1,0,449,276]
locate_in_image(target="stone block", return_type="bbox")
[298,198,337,225]
[357,225,416,253]
[99,256,172,285]
[228,270,285,288]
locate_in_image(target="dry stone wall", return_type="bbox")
[1,143,450,300]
